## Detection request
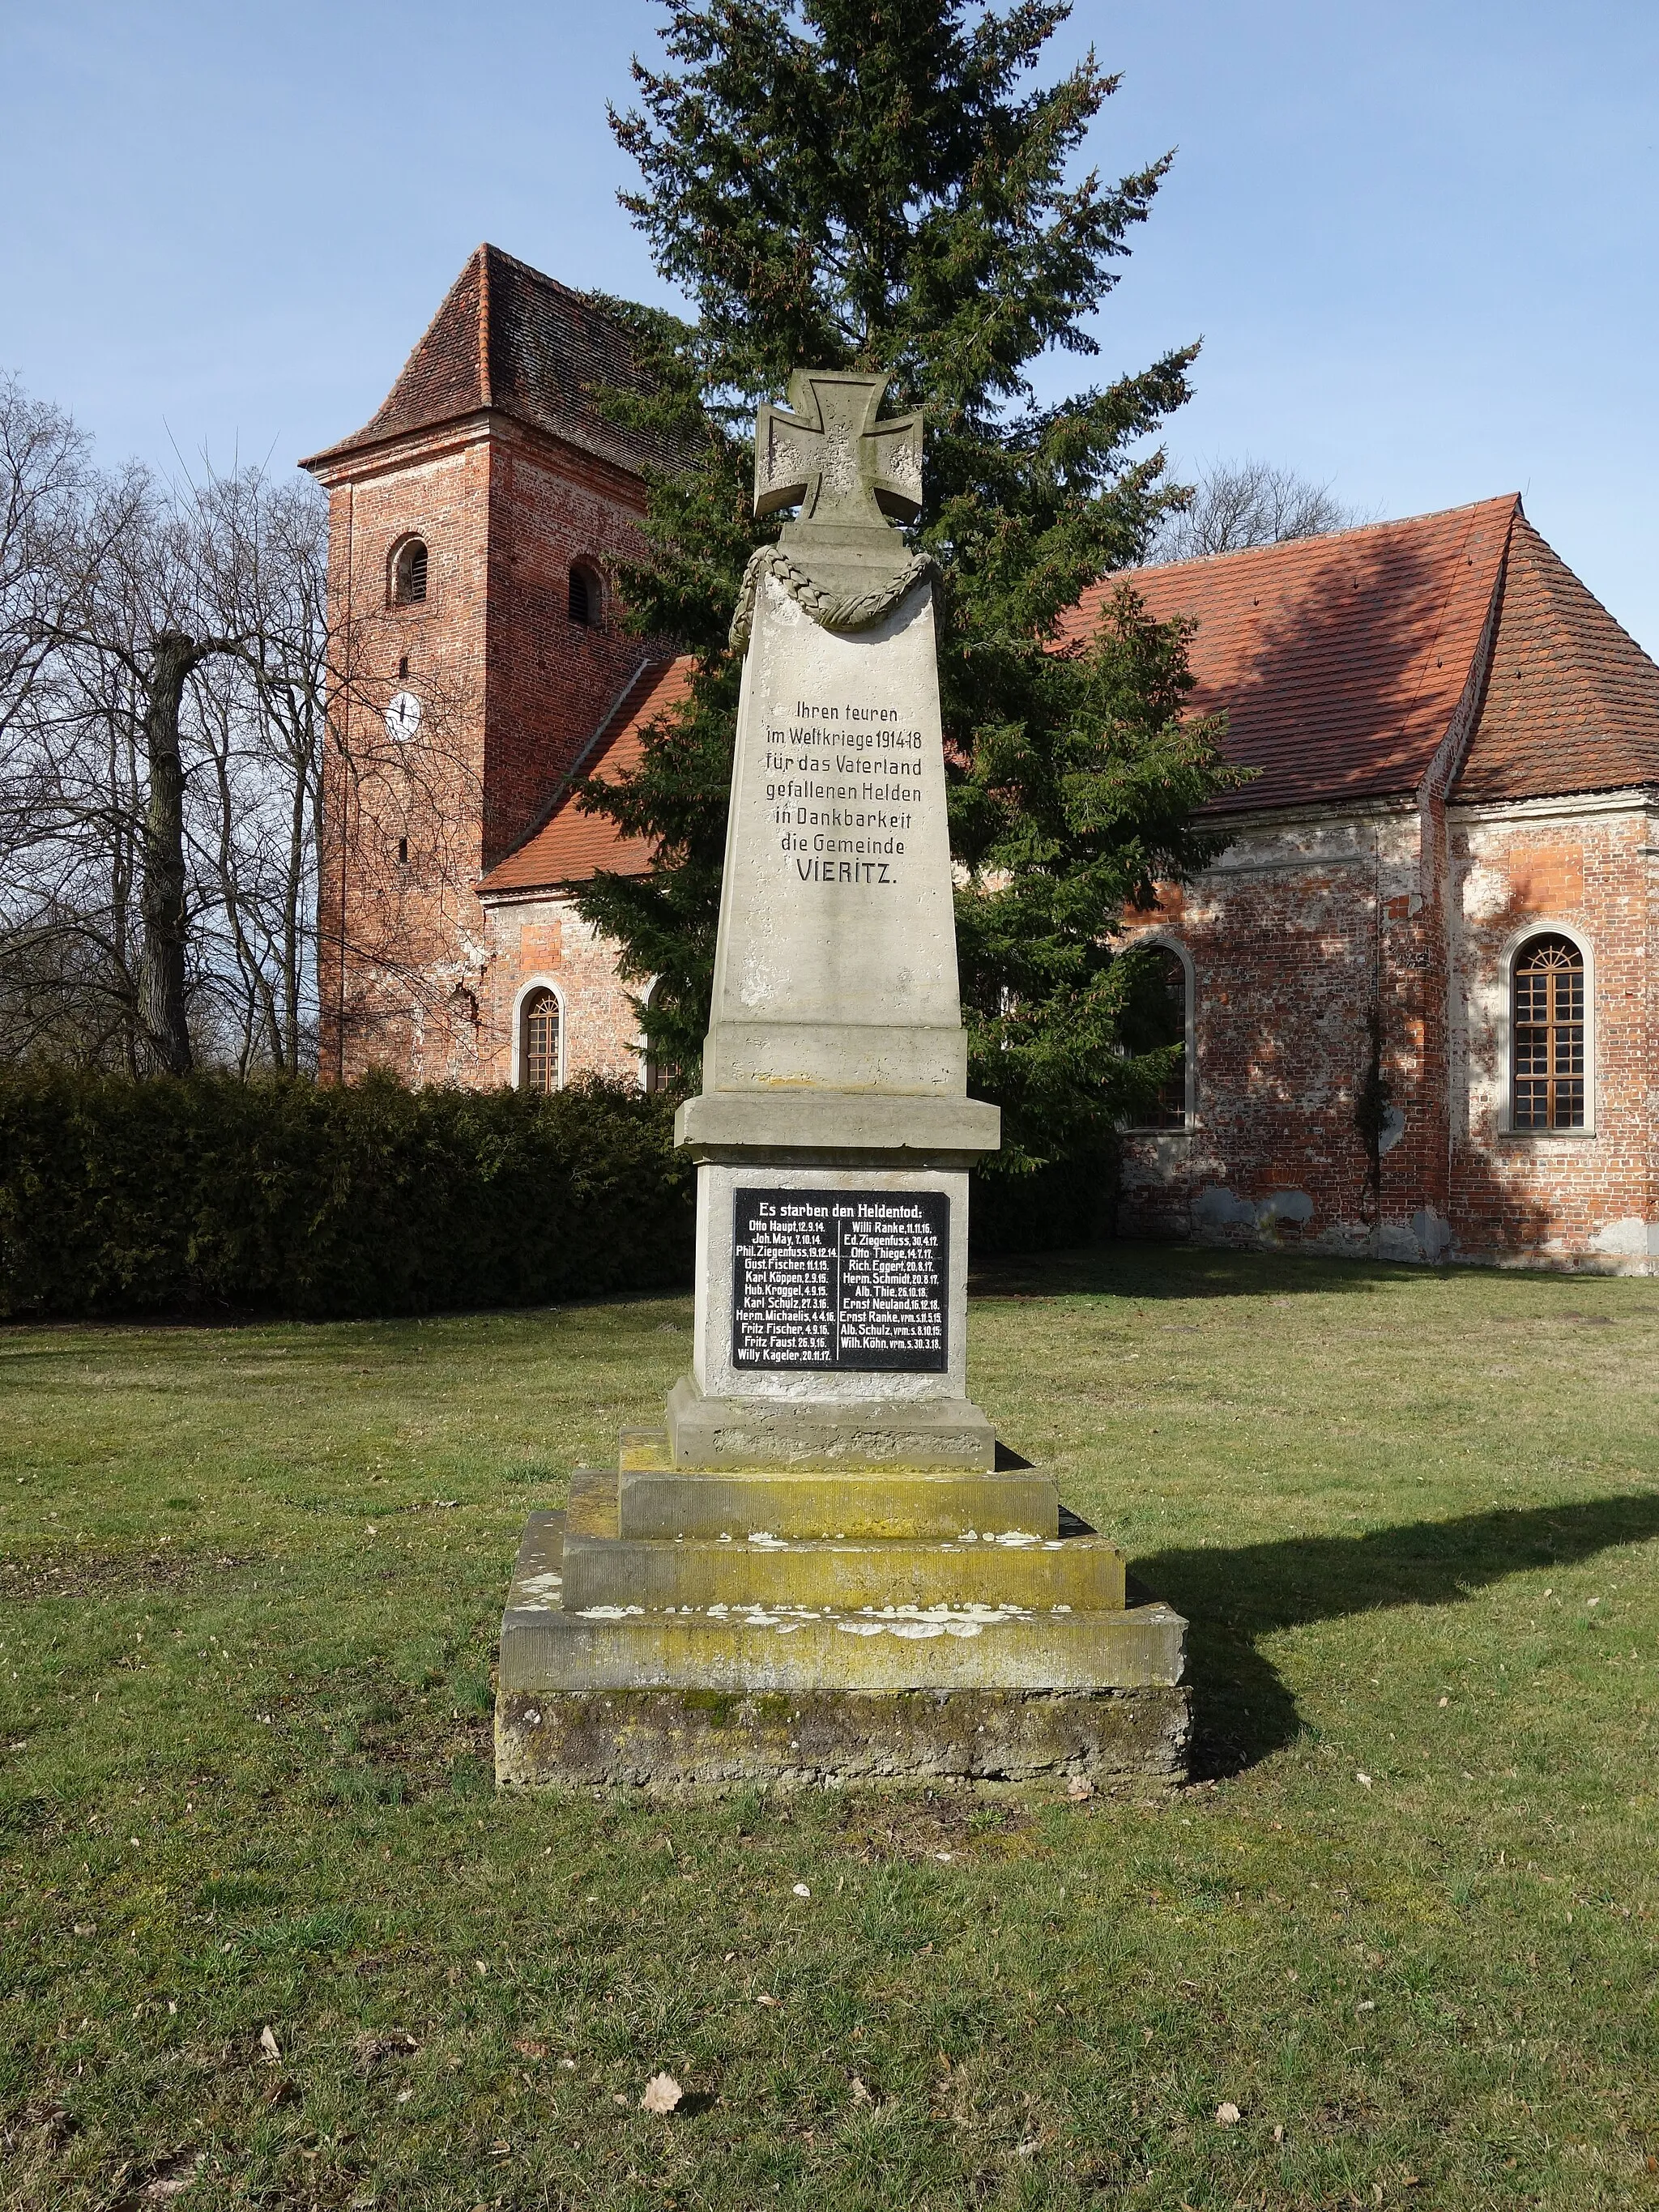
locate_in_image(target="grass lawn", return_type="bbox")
[3,1243,1658,2210]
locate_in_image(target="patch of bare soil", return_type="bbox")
[830,1790,1033,1865]
[0,1546,250,1602]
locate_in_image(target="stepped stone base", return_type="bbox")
[496,1502,1189,1790]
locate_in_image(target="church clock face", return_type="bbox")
[385,688,422,742]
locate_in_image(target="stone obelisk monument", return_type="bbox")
[496,372,1188,1789]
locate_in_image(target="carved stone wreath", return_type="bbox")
[729,543,940,654]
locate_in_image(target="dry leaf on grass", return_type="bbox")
[355,2030,419,2068]
[258,2026,281,2064]
[141,2153,203,2202]
[850,2076,873,2105]
[641,2072,683,2114]
[1215,2102,1241,2125]
[1066,1777,1094,1801]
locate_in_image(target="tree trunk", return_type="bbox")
[139,631,200,1075]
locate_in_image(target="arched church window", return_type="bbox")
[522,988,561,1093]
[1121,943,1191,1129]
[1512,933,1585,1129]
[568,560,604,627]
[391,538,429,605]
[638,982,681,1094]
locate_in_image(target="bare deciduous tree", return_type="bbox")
[1150,457,1360,565]
[0,373,487,1080]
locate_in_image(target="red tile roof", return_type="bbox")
[1452,514,1659,802]
[301,245,684,478]
[1059,497,1519,814]
[477,657,695,895]
[470,495,1659,906]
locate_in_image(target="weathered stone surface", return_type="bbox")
[702,573,960,1101]
[674,1089,1000,1157]
[496,1681,1191,1792]
[616,1463,1060,1542]
[491,372,1189,1795]
[667,1373,996,1473]
[500,1513,1178,1696]
[561,1530,1127,1614]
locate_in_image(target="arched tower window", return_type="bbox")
[391,538,429,606]
[568,560,604,628]
[1512,933,1585,1129]
[522,988,561,1093]
[1121,943,1191,1129]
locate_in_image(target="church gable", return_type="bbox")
[1452,514,1659,803]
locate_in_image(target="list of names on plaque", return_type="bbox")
[731,1189,948,1372]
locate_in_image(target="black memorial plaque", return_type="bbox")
[731,1188,949,1372]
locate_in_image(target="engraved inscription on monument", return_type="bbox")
[731,1189,948,1373]
[765,700,925,889]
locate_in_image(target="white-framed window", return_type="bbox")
[1505,924,1593,1132]
[512,977,565,1093]
[1122,937,1195,1132]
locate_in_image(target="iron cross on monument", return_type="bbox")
[753,370,923,531]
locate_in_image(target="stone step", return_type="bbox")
[561,1529,1124,1614]
[664,1377,997,1473]
[614,1440,1059,1542]
[497,1681,1191,1790]
[567,1467,621,1538]
[500,1514,1178,1695]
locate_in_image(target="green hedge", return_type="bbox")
[0,1070,1111,1322]
[0,1070,696,1320]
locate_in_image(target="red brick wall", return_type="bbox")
[483,423,652,868]
[1448,799,1657,1266]
[316,430,492,1085]
[313,419,651,1085]
[1116,795,1659,1272]
[478,896,649,1090]
[1118,808,1431,1259]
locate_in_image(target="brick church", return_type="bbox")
[305,245,1659,1273]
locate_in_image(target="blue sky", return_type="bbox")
[3,2,1656,644]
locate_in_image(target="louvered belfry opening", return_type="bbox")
[394,539,428,605]
[568,562,598,626]
[522,990,560,1093]
[1512,934,1585,1129]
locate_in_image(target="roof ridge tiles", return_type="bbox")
[1118,493,1522,582]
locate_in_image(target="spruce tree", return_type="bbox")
[575,0,1247,1169]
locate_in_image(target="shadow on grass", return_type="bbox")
[1139,1490,1659,1779]
[969,1242,1435,1302]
